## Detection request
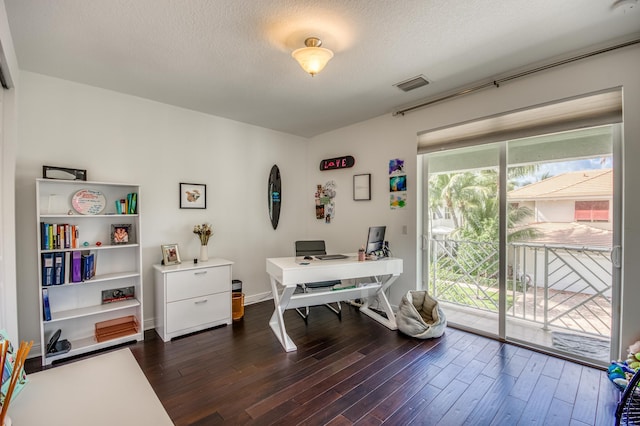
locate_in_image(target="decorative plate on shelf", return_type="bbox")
[71,189,107,215]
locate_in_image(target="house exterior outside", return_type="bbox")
[509,168,613,240]
[508,169,613,296]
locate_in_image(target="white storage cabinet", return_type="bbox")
[153,259,233,342]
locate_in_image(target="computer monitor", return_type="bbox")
[365,226,386,255]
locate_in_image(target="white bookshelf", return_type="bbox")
[36,178,144,365]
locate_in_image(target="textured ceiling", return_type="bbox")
[5,0,640,137]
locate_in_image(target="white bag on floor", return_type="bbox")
[396,291,446,339]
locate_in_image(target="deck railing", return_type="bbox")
[428,238,612,338]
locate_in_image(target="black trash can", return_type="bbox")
[232,279,242,292]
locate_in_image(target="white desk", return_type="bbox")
[266,255,403,352]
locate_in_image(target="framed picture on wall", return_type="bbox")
[353,174,371,201]
[180,183,206,209]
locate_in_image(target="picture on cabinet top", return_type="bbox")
[161,243,181,265]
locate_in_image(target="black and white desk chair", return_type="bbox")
[295,240,342,322]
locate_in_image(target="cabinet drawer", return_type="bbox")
[166,266,230,302]
[166,292,231,333]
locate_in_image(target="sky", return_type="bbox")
[536,157,612,177]
[514,156,612,187]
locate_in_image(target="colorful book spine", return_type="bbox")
[88,253,95,279]
[42,288,51,321]
[71,225,78,249]
[64,224,71,249]
[70,250,82,283]
[82,252,96,281]
[48,224,53,249]
[58,225,65,250]
[52,224,58,249]
[40,222,48,250]
[112,193,139,214]
[41,222,52,250]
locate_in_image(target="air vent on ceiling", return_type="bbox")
[393,75,430,92]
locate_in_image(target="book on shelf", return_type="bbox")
[82,251,97,281]
[113,192,138,215]
[127,192,137,214]
[53,252,65,285]
[42,288,52,321]
[41,252,54,286]
[70,250,82,283]
[52,224,57,249]
[40,223,79,250]
[58,224,65,249]
[64,224,70,249]
[72,225,78,248]
[40,222,49,250]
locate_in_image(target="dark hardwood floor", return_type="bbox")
[27,301,620,425]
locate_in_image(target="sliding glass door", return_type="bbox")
[424,143,501,337]
[422,125,621,365]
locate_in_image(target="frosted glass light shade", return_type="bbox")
[292,37,334,76]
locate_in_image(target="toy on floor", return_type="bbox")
[608,340,640,389]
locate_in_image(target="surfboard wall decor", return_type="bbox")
[268,165,281,230]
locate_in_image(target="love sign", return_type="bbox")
[319,155,355,171]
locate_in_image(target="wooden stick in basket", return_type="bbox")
[0,340,33,425]
[0,340,8,406]
[0,340,8,385]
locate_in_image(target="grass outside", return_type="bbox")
[431,281,514,312]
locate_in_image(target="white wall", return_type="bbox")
[536,200,575,222]
[0,0,19,342]
[15,72,308,354]
[309,44,640,357]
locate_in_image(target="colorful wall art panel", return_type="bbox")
[389,158,407,209]
[315,181,337,223]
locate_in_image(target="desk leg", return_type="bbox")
[268,277,297,352]
[359,274,399,330]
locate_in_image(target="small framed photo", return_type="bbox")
[180,183,206,209]
[111,224,133,245]
[101,286,135,304]
[43,165,87,181]
[353,174,371,201]
[161,244,181,265]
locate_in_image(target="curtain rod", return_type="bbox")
[392,38,640,117]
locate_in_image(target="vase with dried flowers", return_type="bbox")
[193,223,213,261]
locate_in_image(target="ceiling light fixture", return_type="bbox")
[292,37,334,77]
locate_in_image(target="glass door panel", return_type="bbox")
[505,125,618,365]
[424,143,501,337]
